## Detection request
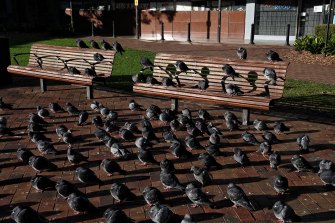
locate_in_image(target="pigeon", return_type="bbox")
[101,158,126,176]
[237,47,247,59]
[0,97,13,110]
[319,169,335,186]
[112,41,125,55]
[17,148,34,163]
[209,132,220,145]
[132,72,146,83]
[269,152,281,170]
[106,110,118,121]
[197,78,209,91]
[49,102,63,113]
[258,141,272,157]
[253,119,269,131]
[56,125,70,138]
[66,102,80,115]
[272,201,300,222]
[28,156,57,172]
[138,148,160,166]
[233,147,250,167]
[263,68,278,85]
[56,180,82,199]
[146,107,160,120]
[190,166,212,186]
[135,137,151,150]
[90,39,100,49]
[142,126,159,143]
[159,109,174,123]
[225,83,244,96]
[75,166,103,185]
[119,129,136,141]
[273,175,289,195]
[62,131,75,147]
[76,39,89,48]
[195,120,210,135]
[29,113,47,124]
[93,52,104,62]
[198,109,211,120]
[101,39,112,50]
[36,140,58,155]
[28,122,46,132]
[67,193,98,214]
[129,99,143,111]
[297,135,310,152]
[11,205,48,223]
[110,182,137,202]
[140,117,154,130]
[161,77,176,87]
[207,122,223,136]
[77,111,89,126]
[224,111,241,125]
[103,208,135,223]
[95,128,111,141]
[143,186,166,206]
[110,143,131,160]
[162,129,178,143]
[90,100,101,112]
[222,64,239,80]
[273,122,290,134]
[160,159,176,173]
[181,214,195,223]
[146,76,162,85]
[227,183,255,211]
[31,175,56,192]
[185,183,215,208]
[185,135,204,150]
[160,169,185,191]
[205,143,222,157]
[318,160,335,173]
[175,60,193,74]
[149,204,174,223]
[67,148,88,164]
[100,106,110,118]
[241,131,259,145]
[170,119,180,132]
[225,117,239,131]
[186,123,203,138]
[36,106,49,119]
[198,153,222,170]
[105,120,119,133]
[28,131,49,144]
[170,140,192,158]
[92,115,103,127]
[140,57,154,72]
[67,66,81,75]
[266,50,282,62]
[291,155,314,172]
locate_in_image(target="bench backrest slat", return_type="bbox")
[27,44,116,78]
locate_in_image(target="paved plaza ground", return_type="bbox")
[0,38,335,222]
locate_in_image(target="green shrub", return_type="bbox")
[315,24,335,38]
[323,36,335,55]
[293,35,325,54]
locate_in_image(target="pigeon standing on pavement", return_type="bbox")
[273,122,290,134]
[103,208,135,223]
[269,152,281,170]
[143,186,166,206]
[149,204,174,223]
[67,148,88,164]
[75,166,103,185]
[67,193,98,214]
[170,141,192,158]
[237,47,247,60]
[273,175,289,195]
[319,169,335,186]
[112,41,125,55]
[28,156,57,172]
[185,183,215,208]
[37,106,50,119]
[222,64,239,80]
[233,147,250,167]
[227,183,255,211]
[77,111,89,126]
[56,180,82,199]
[160,159,176,173]
[272,201,300,222]
[258,141,272,157]
[129,99,143,111]
[160,169,185,191]
[17,148,34,163]
[11,205,48,223]
[318,160,335,173]
[100,158,127,176]
[297,135,310,152]
[66,102,80,115]
[253,119,268,131]
[36,140,58,155]
[241,131,259,145]
[110,142,132,160]
[198,152,222,170]
[181,214,195,223]
[190,166,212,186]
[140,57,154,72]
[31,175,56,192]
[110,182,137,202]
[266,50,282,62]
[138,148,160,166]
[291,155,314,172]
[49,102,63,113]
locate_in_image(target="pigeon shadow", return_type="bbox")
[301,211,335,222]
[103,175,150,185]
[126,167,160,175]
[0,201,40,218]
[212,176,265,186]
[0,176,32,187]
[191,212,225,222]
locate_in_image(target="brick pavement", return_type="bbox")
[0,80,335,222]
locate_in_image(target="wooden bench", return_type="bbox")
[7,44,116,99]
[133,53,290,125]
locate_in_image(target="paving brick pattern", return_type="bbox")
[0,80,335,222]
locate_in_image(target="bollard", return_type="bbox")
[187,23,191,42]
[0,37,12,86]
[285,24,290,46]
[250,23,255,44]
[161,22,165,41]
[112,20,115,38]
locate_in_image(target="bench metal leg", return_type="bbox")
[86,86,93,99]
[171,98,178,113]
[40,78,47,92]
[242,108,250,126]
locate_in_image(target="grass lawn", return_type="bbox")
[8,36,335,113]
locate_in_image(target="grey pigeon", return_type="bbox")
[258,141,272,157]
[75,166,103,185]
[11,205,48,223]
[143,186,166,206]
[224,111,240,123]
[93,52,104,62]
[28,122,46,132]
[186,123,203,137]
[222,64,239,80]
[253,119,268,131]
[198,153,222,170]
[297,135,310,152]
[62,131,75,147]
[37,106,49,119]
[233,147,250,167]
[140,57,154,72]
[103,208,135,223]
[237,47,247,59]
[112,41,125,55]
[67,148,88,164]
[185,183,215,208]
[181,214,195,223]
[190,166,212,186]
[273,122,290,134]
[110,143,131,160]
[49,102,63,113]
[105,120,119,133]
[67,66,81,75]
[31,175,56,192]
[162,77,176,87]
[28,131,49,144]
[77,111,89,126]
[56,180,81,199]
[209,132,220,145]
[242,131,259,145]
[100,106,110,117]
[76,39,89,48]
[146,76,162,85]
[318,160,335,173]
[269,152,281,170]
[160,159,176,173]
[177,114,191,127]
[36,140,58,155]
[66,102,80,115]
[227,183,255,211]
[92,115,103,127]
[149,204,174,223]
[29,113,47,124]
[176,60,196,75]
[142,126,159,143]
[195,120,210,135]
[207,122,223,136]
[225,117,239,131]
[119,129,135,141]
[90,100,101,112]
[106,110,118,121]
[110,182,137,202]
[185,135,204,150]
[205,143,222,157]
[101,39,112,50]
[159,109,173,123]
[266,50,282,62]
[182,108,192,120]
[135,137,151,150]
[101,158,127,176]
[225,83,244,96]
[67,193,98,214]
[291,155,314,172]
[17,148,34,163]
[170,119,180,132]
[96,127,111,142]
[198,109,211,120]
[273,175,288,195]
[319,169,335,186]
[56,125,70,138]
[129,99,143,111]
[197,78,209,91]
[160,169,185,191]
[272,201,300,222]
[124,122,141,133]
[90,39,100,49]
[28,155,57,172]
[138,148,159,165]
[170,141,192,158]
[263,68,278,85]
